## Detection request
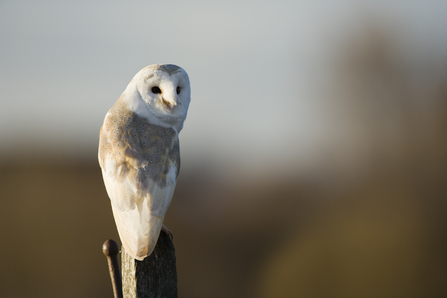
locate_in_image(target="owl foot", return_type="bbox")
[161,224,173,241]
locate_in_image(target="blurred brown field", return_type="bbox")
[1,21,447,298]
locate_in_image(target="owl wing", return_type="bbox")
[98,101,180,260]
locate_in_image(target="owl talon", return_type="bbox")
[161,225,173,240]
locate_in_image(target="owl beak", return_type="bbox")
[161,96,177,110]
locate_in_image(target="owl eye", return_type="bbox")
[151,86,162,94]
[176,86,181,94]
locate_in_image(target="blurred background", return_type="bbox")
[1,1,447,297]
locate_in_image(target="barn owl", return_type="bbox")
[98,64,191,260]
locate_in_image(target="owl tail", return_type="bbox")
[111,204,164,261]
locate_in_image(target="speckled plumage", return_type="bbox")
[99,99,180,188]
[98,64,190,260]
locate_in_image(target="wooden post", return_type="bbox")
[121,231,178,298]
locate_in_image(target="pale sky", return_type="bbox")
[1,1,446,175]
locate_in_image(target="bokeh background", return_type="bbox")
[1,1,447,297]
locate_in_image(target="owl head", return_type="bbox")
[123,64,191,131]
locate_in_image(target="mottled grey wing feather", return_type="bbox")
[98,98,180,260]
